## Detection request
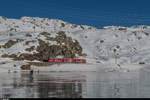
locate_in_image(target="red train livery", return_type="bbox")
[48,58,86,63]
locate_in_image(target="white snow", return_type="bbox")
[0,16,150,72]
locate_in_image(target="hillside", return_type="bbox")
[0,16,150,72]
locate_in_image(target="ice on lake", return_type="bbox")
[0,66,150,98]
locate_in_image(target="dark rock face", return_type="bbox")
[36,31,83,60]
[1,54,17,58]
[2,39,24,49]
[1,31,84,61]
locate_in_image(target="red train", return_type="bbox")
[46,58,86,63]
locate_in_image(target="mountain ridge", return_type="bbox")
[0,16,150,70]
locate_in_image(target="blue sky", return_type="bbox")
[0,0,150,27]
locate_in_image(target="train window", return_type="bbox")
[64,59,68,61]
[75,59,80,61]
[73,59,77,62]
[53,59,56,61]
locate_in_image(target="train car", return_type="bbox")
[48,58,86,63]
[81,59,86,63]
[72,59,86,63]
[68,58,72,63]
[72,59,77,63]
[63,58,70,63]
[48,58,64,63]
[48,58,55,62]
[55,58,64,63]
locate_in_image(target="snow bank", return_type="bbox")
[30,63,144,72]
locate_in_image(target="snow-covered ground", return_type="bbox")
[30,63,144,72]
[0,16,150,72]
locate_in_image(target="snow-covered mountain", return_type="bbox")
[0,16,150,71]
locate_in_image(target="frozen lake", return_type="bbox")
[0,67,150,98]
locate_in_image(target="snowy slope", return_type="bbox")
[0,16,150,72]
[66,25,150,65]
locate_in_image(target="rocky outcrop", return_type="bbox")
[2,39,24,49]
[36,31,83,60]
[1,31,84,61]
